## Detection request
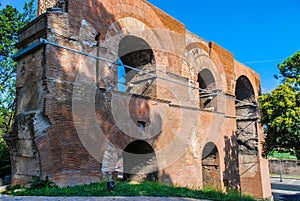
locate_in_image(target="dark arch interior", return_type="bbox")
[117,35,156,95]
[202,142,222,189]
[202,142,218,160]
[123,140,158,181]
[118,35,154,73]
[124,140,154,154]
[235,75,255,103]
[198,69,216,90]
[198,69,217,111]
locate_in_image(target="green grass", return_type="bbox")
[7,181,257,201]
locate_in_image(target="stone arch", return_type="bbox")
[104,17,174,62]
[185,44,226,112]
[100,16,174,95]
[202,142,222,189]
[185,43,225,88]
[103,2,177,58]
[123,140,158,181]
[118,35,155,71]
[198,68,218,111]
[117,35,156,95]
[103,0,165,30]
[105,17,161,46]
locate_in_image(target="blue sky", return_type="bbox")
[147,0,300,92]
[1,0,300,92]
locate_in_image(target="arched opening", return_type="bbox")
[235,75,260,195]
[235,75,258,155]
[235,76,255,104]
[118,35,156,95]
[123,140,158,181]
[198,69,217,111]
[202,142,222,189]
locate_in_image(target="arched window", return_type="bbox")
[123,140,158,181]
[202,142,222,189]
[197,69,217,111]
[235,75,255,105]
[118,36,155,95]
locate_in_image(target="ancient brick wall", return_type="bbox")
[5,0,272,199]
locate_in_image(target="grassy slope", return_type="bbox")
[8,181,257,201]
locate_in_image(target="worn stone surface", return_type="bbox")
[5,0,272,199]
[4,112,49,186]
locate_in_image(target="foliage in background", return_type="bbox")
[277,51,300,83]
[0,137,10,178]
[0,0,36,179]
[268,150,297,160]
[259,50,300,159]
[9,181,256,201]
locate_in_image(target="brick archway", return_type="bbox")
[123,140,158,182]
[118,35,156,95]
[198,68,217,111]
[202,142,222,189]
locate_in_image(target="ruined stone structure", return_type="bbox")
[5,0,272,199]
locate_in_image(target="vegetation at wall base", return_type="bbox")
[7,181,256,201]
[28,176,57,189]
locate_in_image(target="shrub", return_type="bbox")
[29,176,57,189]
[0,139,11,180]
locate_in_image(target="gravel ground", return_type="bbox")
[0,195,211,201]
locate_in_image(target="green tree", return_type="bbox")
[259,50,300,159]
[0,0,36,179]
[277,51,300,82]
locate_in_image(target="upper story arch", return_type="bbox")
[117,35,156,94]
[235,75,259,121]
[235,75,256,104]
[185,42,227,112]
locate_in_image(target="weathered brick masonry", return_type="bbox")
[5,0,272,199]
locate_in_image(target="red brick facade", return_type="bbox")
[5,0,272,199]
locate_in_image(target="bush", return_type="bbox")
[29,176,57,189]
[0,139,11,180]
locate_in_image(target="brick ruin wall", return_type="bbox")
[5,0,272,199]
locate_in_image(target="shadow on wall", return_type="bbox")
[33,0,125,184]
[223,134,241,191]
[159,169,173,184]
